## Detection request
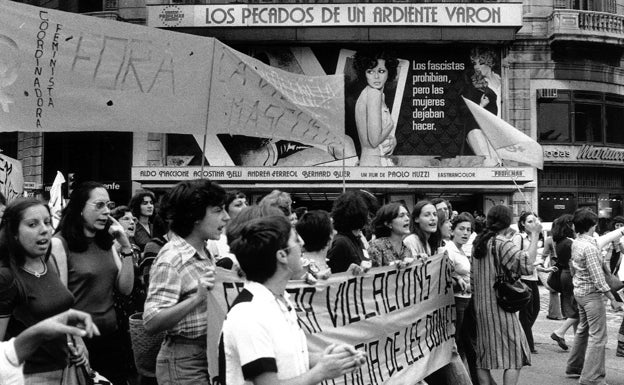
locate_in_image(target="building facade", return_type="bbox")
[6,0,624,217]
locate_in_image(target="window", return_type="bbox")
[538,102,570,142]
[605,106,624,144]
[537,90,624,146]
[574,103,602,143]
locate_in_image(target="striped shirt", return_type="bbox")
[571,234,610,297]
[471,235,532,369]
[143,233,215,338]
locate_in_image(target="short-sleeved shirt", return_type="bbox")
[220,281,309,384]
[443,241,471,299]
[327,232,366,273]
[368,237,413,267]
[0,260,74,374]
[143,233,215,338]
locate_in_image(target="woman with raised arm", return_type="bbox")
[55,181,135,384]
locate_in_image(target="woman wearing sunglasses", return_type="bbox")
[54,181,135,385]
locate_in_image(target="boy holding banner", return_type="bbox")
[220,215,366,384]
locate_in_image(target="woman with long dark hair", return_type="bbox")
[353,50,399,166]
[403,200,441,260]
[327,191,370,273]
[550,214,578,351]
[471,205,541,385]
[511,211,542,353]
[55,181,135,384]
[0,198,84,383]
[129,189,156,252]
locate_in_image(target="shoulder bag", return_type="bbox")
[492,237,532,313]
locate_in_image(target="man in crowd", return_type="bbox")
[220,215,366,384]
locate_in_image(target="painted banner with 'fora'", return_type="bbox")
[0,0,345,150]
[206,253,456,385]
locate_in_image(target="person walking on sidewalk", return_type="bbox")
[565,208,624,384]
[550,214,578,351]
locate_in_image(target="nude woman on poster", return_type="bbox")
[353,51,399,167]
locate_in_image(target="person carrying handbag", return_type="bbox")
[471,205,541,385]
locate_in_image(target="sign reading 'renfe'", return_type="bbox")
[147,3,523,28]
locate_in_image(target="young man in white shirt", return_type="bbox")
[220,215,365,385]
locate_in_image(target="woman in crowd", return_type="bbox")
[225,190,248,220]
[401,200,471,385]
[353,50,399,166]
[472,205,542,385]
[327,191,370,273]
[540,233,564,320]
[129,189,156,252]
[143,179,230,385]
[110,205,147,378]
[208,190,248,269]
[511,211,542,353]
[565,208,623,383]
[604,216,624,276]
[55,181,135,385]
[443,212,476,376]
[259,189,292,217]
[295,210,333,280]
[403,200,441,259]
[111,205,140,259]
[438,209,452,247]
[0,198,84,383]
[550,214,578,351]
[367,202,413,267]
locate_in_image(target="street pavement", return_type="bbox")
[488,285,624,385]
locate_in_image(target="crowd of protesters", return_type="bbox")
[1,180,624,385]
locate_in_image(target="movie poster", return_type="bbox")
[203,44,504,168]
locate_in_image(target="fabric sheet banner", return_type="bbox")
[206,253,456,385]
[0,0,346,150]
[0,154,24,201]
[209,42,345,153]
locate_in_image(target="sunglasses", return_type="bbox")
[86,201,114,211]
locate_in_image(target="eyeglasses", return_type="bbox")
[86,201,113,211]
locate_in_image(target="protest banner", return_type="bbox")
[206,253,456,385]
[0,0,347,158]
[0,154,23,201]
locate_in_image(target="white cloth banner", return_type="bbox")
[0,0,346,150]
[206,253,456,385]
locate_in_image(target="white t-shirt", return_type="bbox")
[515,233,540,281]
[443,241,471,299]
[221,281,309,384]
[0,338,23,385]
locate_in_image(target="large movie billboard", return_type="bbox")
[178,44,511,169]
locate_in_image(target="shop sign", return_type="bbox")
[131,166,535,183]
[147,3,523,28]
[543,145,624,166]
